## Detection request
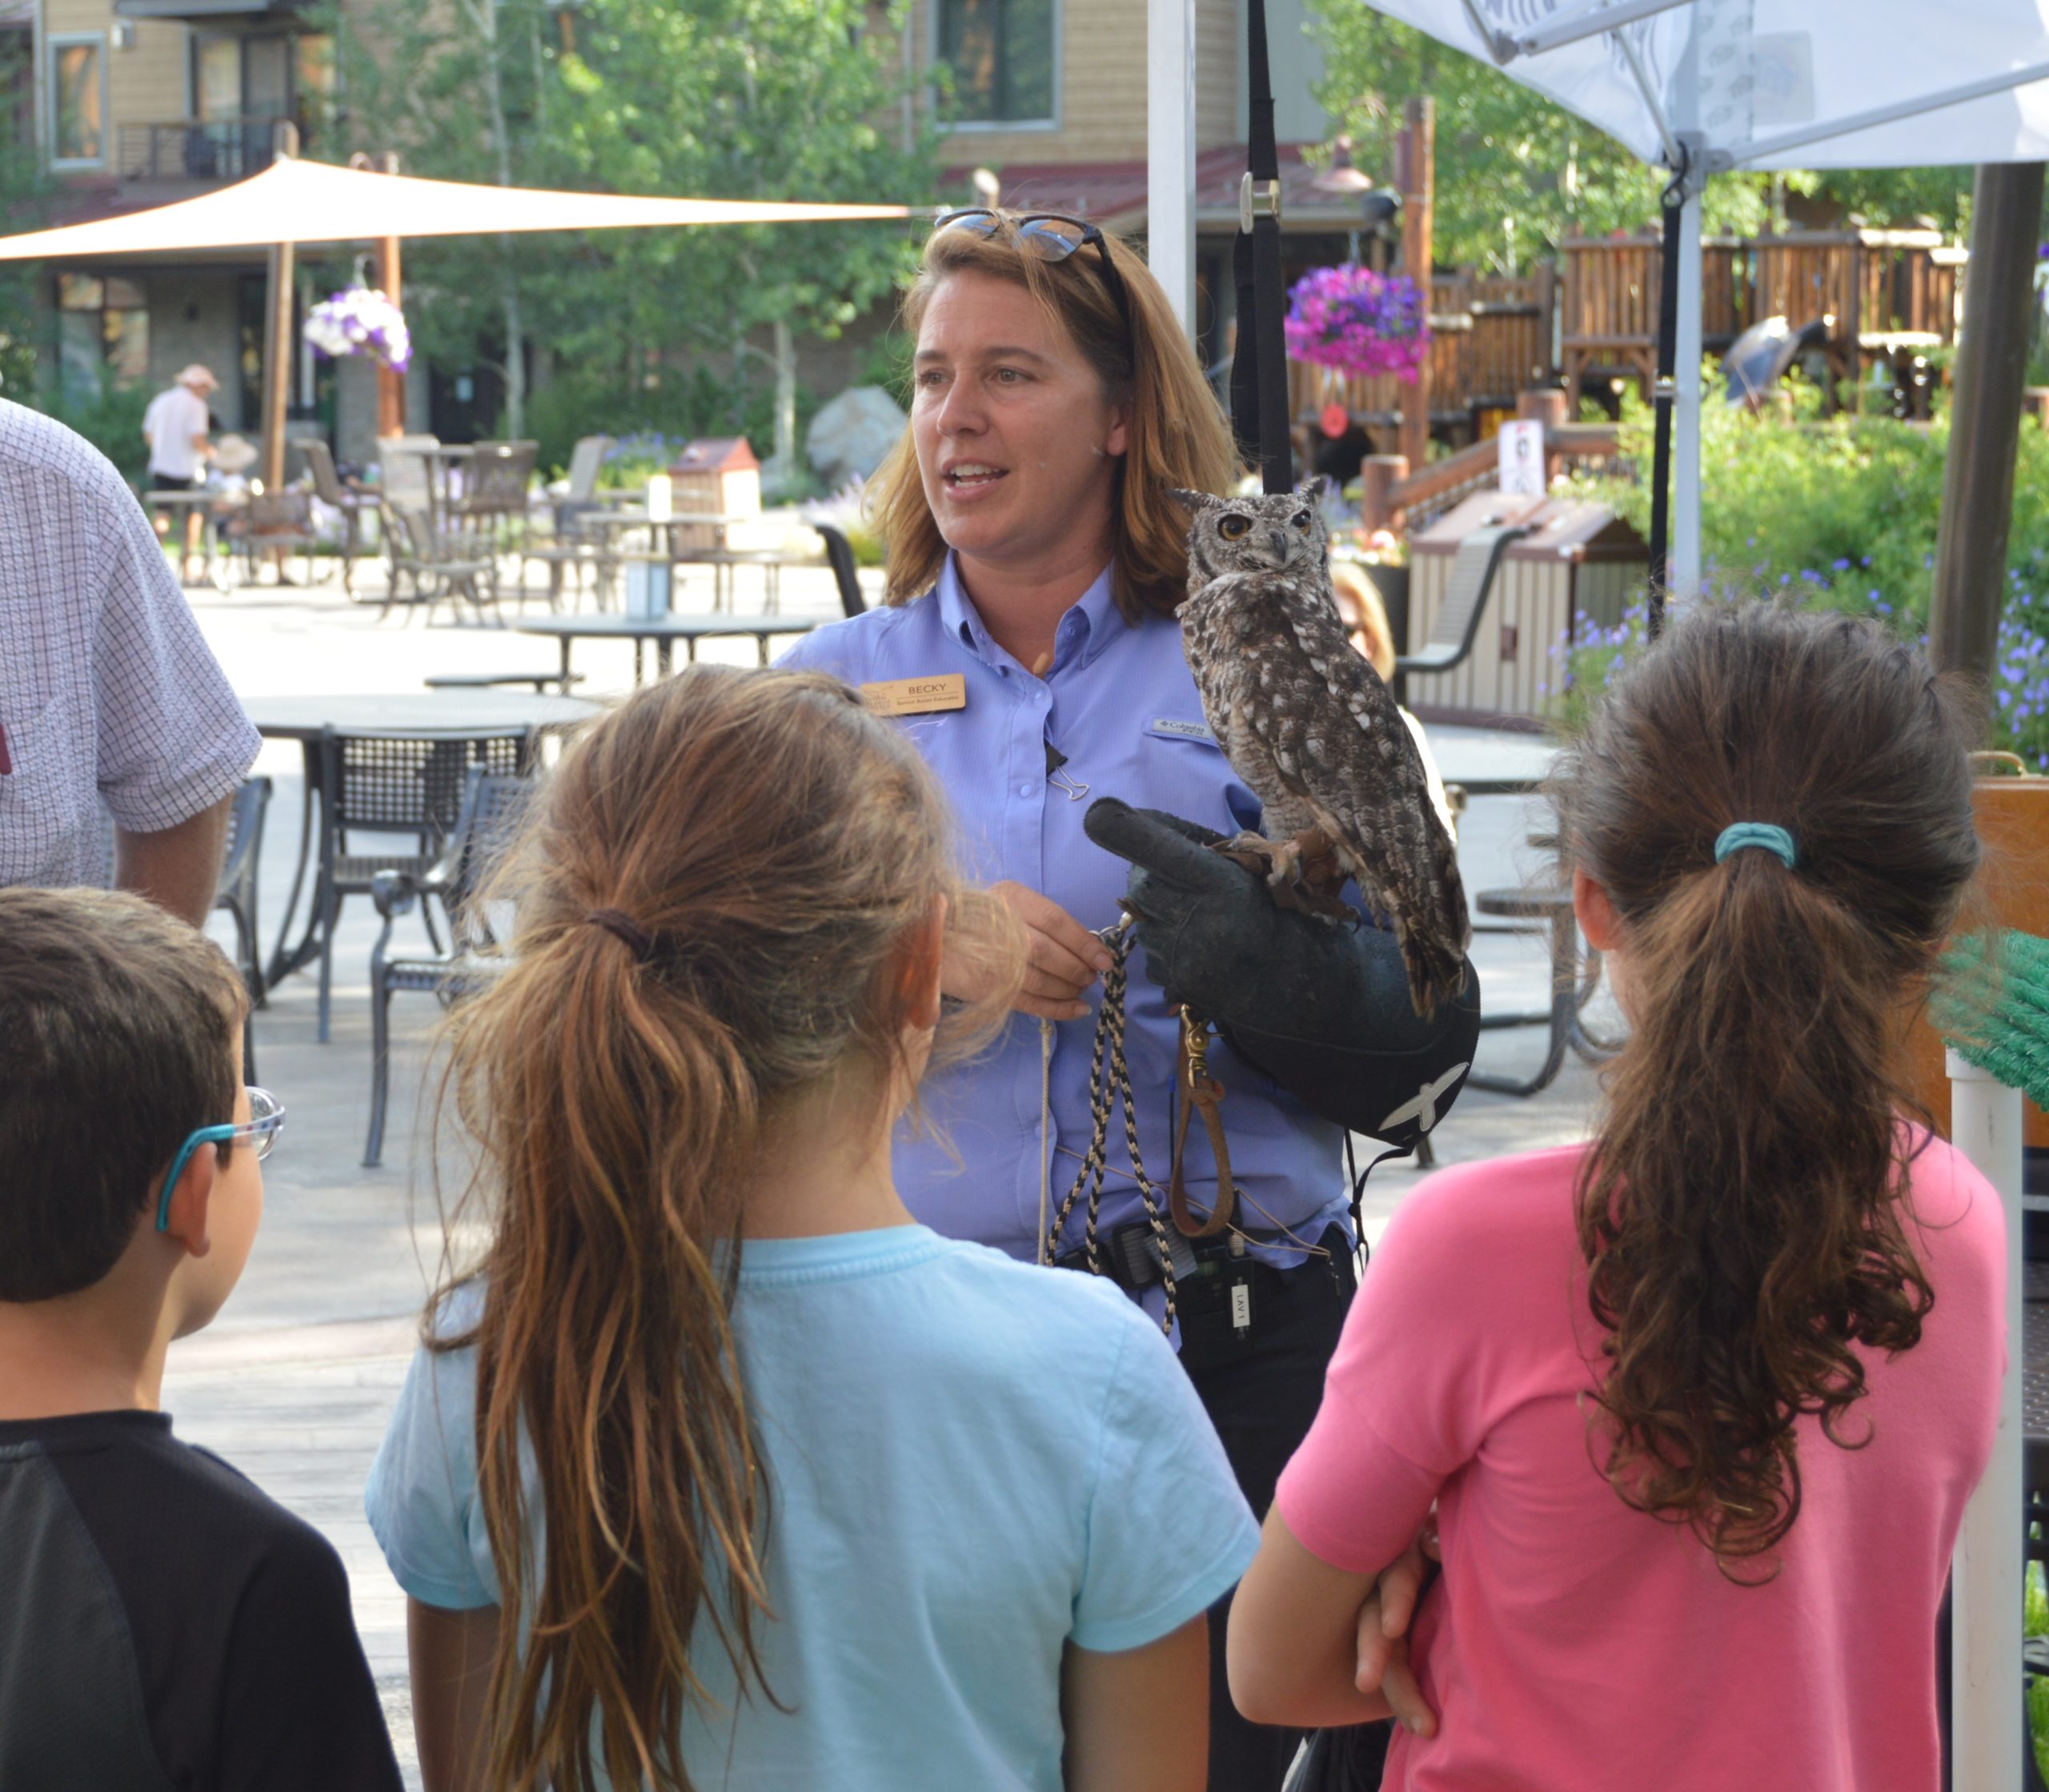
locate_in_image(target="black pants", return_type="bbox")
[1180,1229,1365,1792]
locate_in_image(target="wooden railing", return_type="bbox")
[116,119,279,182]
[1354,393,1621,533]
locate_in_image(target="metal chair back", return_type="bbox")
[564,435,611,502]
[1396,523,1529,677]
[377,437,435,510]
[440,768,538,950]
[814,523,867,617]
[245,490,313,535]
[462,442,538,520]
[300,438,348,507]
[319,727,530,856]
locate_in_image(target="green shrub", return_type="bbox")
[523,363,818,482]
[1565,379,2049,764]
[26,380,154,488]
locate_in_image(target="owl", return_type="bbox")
[1173,482,1470,1016]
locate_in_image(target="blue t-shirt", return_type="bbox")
[366,1225,1257,1790]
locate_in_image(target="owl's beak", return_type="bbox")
[1267,529,1291,562]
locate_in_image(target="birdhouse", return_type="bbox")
[1403,491,1646,724]
[668,437,760,550]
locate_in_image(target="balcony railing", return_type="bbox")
[116,119,282,183]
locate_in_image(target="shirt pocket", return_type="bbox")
[1138,714,1259,834]
[0,693,89,885]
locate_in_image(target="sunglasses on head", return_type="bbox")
[932,208,1135,337]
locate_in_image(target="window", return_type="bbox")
[49,34,105,166]
[936,0,1054,127]
[57,274,148,400]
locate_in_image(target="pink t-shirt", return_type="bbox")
[1276,1137,2005,1792]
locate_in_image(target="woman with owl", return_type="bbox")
[778,210,1465,1788]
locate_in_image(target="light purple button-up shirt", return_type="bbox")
[780,555,1349,1268]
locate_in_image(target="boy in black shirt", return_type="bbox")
[0,887,403,1790]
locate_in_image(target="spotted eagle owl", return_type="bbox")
[1174,483,1470,1016]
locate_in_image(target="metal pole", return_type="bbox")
[1945,1049,2023,1792]
[1646,169,1682,636]
[1146,0,1196,339]
[1397,98,1434,484]
[1930,161,2047,683]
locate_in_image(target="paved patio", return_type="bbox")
[158,554,1610,1785]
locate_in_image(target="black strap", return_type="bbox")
[1646,153,1689,639]
[1231,0,1292,495]
[1343,1130,1408,1252]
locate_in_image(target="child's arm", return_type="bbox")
[409,1598,502,1792]
[1061,1614,1209,1792]
[1227,1508,1437,1735]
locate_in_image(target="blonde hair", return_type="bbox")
[869,214,1239,620]
[1329,563,1398,684]
[435,666,1023,1791]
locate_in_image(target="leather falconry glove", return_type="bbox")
[1084,799,1482,1151]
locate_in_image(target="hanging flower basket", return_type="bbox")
[1284,265,1429,384]
[303,286,411,375]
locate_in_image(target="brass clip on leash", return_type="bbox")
[1171,1008,1237,1240]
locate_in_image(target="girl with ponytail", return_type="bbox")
[366,667,1257,1792]
[1228,603,2005,1790]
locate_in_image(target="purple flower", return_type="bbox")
[1285,267,1431,383]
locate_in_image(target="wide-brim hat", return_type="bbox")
[175,363,219,392]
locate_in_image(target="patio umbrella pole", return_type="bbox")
[261,237,295,494]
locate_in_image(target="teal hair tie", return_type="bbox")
[1714,822,1798,869]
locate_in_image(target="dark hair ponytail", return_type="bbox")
[1553,602,1980,1571]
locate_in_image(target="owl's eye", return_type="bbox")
[1218,515,1251,539]
[1291,511,1312,531]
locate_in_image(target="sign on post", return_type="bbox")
[1498,419,1546,496]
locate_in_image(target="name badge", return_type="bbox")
[862,674,967,717]
[1145,716,1215,743]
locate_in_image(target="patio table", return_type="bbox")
[244,692,596,1019]
[515,613,818,686]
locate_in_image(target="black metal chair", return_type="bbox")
[1393,521,1530,704]
[212,776,271,1079]
[363,768,535,1166]
[313,727,531,1042]
[814,523,868,617]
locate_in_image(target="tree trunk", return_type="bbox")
[503,277,526,439]
[772,316,796,481]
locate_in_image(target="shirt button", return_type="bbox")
[1019,782,1034,796]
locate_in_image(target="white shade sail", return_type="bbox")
[1370,0,2049,170]
[0,154,909,261]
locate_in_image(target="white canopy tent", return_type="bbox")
[0,155,909,259]
[1142,4,2049,1786]
[0,154,909,481]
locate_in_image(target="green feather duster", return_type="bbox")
[1934,930,2049,1111]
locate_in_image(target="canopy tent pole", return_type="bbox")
[1229,0,1292,492]
[1147,0,1197,338]
[1645,162,1682,634]
[1670,30,1704,601]
[1930,159,2047,684]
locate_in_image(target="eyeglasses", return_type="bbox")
[932,208,1135,337]
[157,1087,287,1232]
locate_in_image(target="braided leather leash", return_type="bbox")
[1040,924,1242,1333]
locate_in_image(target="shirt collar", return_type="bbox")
[937,554,1126,676]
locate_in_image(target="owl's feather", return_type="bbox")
[1175,487,1470,1016]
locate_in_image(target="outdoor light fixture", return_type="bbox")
[1312,138,1401,268]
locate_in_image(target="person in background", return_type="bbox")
[1229,603,2003,1791]
[367,666,1253,1792]
[142,363,215,491]
[0,399,258,923]
[142,363,216,577]
[0,886,403,1790]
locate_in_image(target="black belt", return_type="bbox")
[1053,1217,1343,1294]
